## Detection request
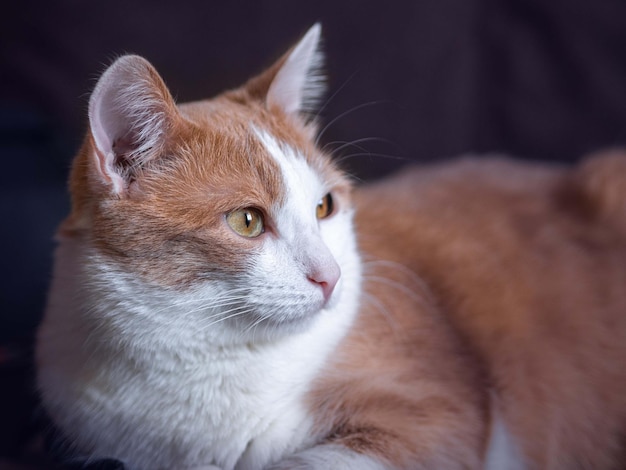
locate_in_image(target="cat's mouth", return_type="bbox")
[239,293,336,337]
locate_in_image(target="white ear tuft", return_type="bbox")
[88,55,178,194]
[267,23,326,116]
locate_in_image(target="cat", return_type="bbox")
[36,23,626,469]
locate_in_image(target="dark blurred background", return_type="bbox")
[2,0,626,467]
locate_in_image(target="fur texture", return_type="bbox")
[37,25,626,470]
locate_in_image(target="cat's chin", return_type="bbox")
[236,305,327,341]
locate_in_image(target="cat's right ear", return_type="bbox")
[266,23,325,117]
[243,24,325,121]
[88,55,180,195]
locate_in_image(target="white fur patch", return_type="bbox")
[268,444,388,470]
[250,128,351,317]
[253,128,324,238]
[485,401,527,470]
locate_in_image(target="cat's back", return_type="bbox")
[355,151,626,308]
[353,151,626,468]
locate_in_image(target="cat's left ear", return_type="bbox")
[88,55,181,195]
[249,24,325,118]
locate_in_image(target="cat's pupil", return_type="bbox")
[226,208,264,238]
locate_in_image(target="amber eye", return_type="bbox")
[226,208,264,238]
[316,193,334,219]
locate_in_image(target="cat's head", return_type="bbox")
[63,24,360,344]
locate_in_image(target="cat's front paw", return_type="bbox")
[265,445,387,470]
[185,466,223,470]
[265,456,315,470]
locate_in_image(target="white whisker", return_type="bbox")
[323,136,397,155]
[335,151,409,165]
[199,307,254,331]
[314,100,387,147]
[312,71,358,123]
[360,291,403,334]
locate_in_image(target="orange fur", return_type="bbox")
[305,155,626,468]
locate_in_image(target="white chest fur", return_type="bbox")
[37,234,361,470]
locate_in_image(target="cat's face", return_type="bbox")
[65,25,360,343]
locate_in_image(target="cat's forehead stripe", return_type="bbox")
[253,127,323,195]
[254,127,324,235]
[255,128,298,174]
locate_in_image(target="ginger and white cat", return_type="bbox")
[36,24,626,469]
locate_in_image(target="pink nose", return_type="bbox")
[308,263,341,302]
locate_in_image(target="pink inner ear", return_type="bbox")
[93,149,127,194]
[267,23,325,115]
[87,55,179,195]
